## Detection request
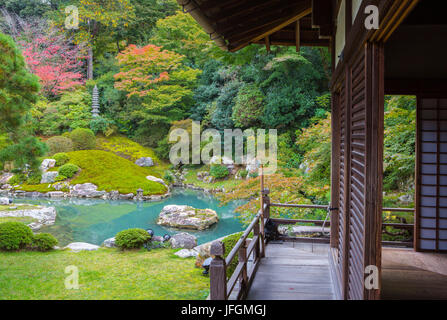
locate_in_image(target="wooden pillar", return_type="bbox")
[363,42,384,300]
[330,92,341,248]
[265,36,271,53]
[209,241,227,300]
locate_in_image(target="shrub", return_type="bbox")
[54,175,67,182]
[9,174,26,186]
[46,136,73,155]
[70,128,96,150]
[249,171,259,178]
[26,172,42,185]
[32,233,58,251]
[163,171,174,184]
[222,232,244,278]
[239,169,248,179]
[58,163,79,178]
[0,222,34,251]
[53,153,70,166]
[115,228,151,249]
[210,164,229,179]
[90,117,113,135]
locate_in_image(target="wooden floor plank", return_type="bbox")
[246,243,334,300]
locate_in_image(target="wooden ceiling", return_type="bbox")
[177,0,332,52]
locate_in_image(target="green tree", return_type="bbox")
[114,44,200,145]
[383,96,416,192]
[116,0,179,47]
[232,84,265,129]
[0,33,46,170]
[260,50,325,130]
[56,0,136,79]
[296,113,332,188]
[35,89,92,135]
[150,11,213,67]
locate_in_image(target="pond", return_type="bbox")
[16,188,245,246]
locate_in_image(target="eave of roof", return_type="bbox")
[177,0,330,52]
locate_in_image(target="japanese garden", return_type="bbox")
[0,0,424,301]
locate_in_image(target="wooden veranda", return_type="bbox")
[208,191,422,300]
[180,0,447,300]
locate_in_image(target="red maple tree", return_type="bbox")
[21,32,85,97]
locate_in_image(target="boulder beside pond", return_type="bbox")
[71,183,106,198]
[146,175,167,187]
[175,249,199,258]
[65,242,100,252]
[169,233,197,249]
[0,172,13,185]
[157,205,219,231]
[0,205,56,231]
[102,237,116,248]
[40,171,59,184]
[0,197,10,205]
[40,159,56,172]
[135,157,154,167]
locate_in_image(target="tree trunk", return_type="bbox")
[87,46,94,80]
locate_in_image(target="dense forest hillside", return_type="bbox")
[0,0,415,214]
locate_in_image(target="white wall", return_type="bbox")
[335,0,346,66]
[352,0,363,23]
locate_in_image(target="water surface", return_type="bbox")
[17,189,244,246]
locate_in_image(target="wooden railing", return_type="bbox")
[209,207,265,300]
[209,189,415,300]
[269,203,415,247]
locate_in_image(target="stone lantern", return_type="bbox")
[136,188,144,199]
[92,85,100,117]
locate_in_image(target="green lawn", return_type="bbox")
[0,248,209,300]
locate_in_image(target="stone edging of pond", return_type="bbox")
[172,183,224,194]
[0,186,171,202]
[0,183,222,203]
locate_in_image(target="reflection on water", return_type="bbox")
[17,189,245,246]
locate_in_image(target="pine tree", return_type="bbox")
[0,33,46,171]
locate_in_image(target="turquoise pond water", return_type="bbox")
[17,189,245,246]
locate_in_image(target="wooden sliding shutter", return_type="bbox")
[346,47,367,301]
[416,97,447,252]
[330,43,384,300]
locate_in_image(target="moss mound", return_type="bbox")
[67,150,167,195]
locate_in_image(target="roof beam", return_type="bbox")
[311,0,333,27]
[177,0,228,50]
[228,5,312,52]
[214,0,301,34]
[198,0,240,11]
[253,40,330,47]
[210,0,280,22]
[217,1,307,37]
[225,1,312,42]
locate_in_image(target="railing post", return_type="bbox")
[260,188,270,257]
[238,240,248,299]
[210,241,227,300]
[253,218,261,259]
[262,188,270,220]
